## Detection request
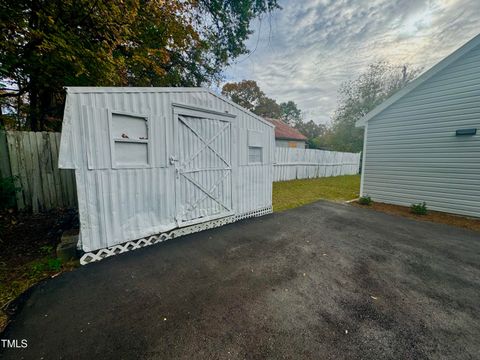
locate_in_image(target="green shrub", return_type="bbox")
[40,245,54,256]
[46,258,62,271]
[358,195,373,205]
[29,257,63,276]
[0,176,21,209]
[410,202,427,215]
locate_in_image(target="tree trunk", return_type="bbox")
[0,105,4,128]
[39,90,50,131]
[28,83,39,131]
[26,0,40,131]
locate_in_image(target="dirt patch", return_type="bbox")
[352,201,480,232]
[0,209,79,332]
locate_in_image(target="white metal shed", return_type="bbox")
[357,34,480,218]
[59,87,274,263]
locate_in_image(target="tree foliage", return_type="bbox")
[279,101,302,126]
[255,96,281,118]
[221,80,264,112]
[316,61,422,152]
[222,79,326,145]
[297,121,326,148]
[221,80,281,117]
[222,81,308,123]
[0,0,280,131]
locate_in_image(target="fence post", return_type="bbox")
[0,130,12,179]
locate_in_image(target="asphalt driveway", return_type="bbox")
[2,201,479,359]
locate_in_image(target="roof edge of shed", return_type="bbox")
[356,33,480,127]
[65,86,206,93]
[64,87,275,128]
[206,90,275,128]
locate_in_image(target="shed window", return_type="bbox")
[248,146,263,164]
[111,112,150,168]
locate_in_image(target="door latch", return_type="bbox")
[169,155,178,165]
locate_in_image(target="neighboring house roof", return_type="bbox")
[356,33,480,127]
[265,118,307,141]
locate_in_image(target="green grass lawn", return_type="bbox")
[272,175,360,212]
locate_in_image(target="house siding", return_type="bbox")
[362,44,480,217]
[275,139,306,148]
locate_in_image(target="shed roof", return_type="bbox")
[64,86,275,128]
[265,118,307,141]
[356,33,480,127]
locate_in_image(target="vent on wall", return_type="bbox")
[455,128,477,136]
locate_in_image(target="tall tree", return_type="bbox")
[296,120,326,145]
[254,96,281,118]
[280,101,302,126]
[221,80,265,112]
[0,0,280,131]
[319,61,422,152]
[222,80,281,118]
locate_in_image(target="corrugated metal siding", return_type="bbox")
[363,44,480,217]
[60,88,273,251]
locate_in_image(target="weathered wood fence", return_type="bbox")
[274,148,361,182]
[1,131,77,212]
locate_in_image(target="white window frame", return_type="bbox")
[108,110,152,169]
[248,146,263,164]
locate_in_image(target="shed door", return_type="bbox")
[173,106,233,227]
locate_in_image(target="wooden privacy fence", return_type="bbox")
[274,147,361,182]
[1,131,77,212]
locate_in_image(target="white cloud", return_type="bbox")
[223,0,480,124]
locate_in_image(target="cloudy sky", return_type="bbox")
[223,0,480,124]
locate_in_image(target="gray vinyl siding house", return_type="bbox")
[357,34,480,218]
